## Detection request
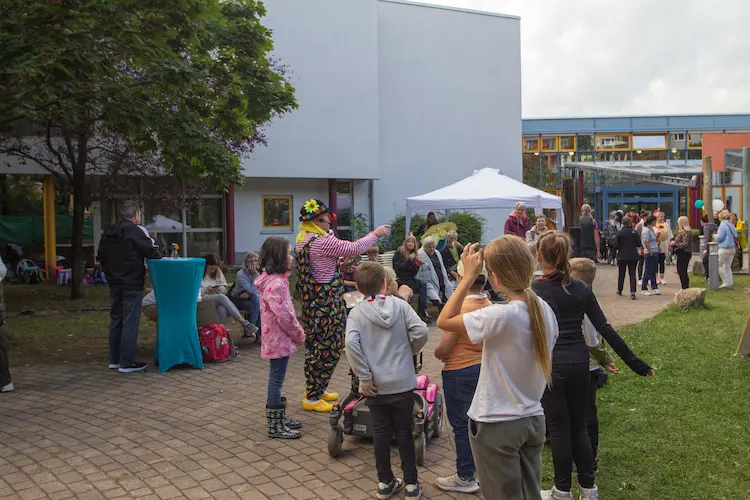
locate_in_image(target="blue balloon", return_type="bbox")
[694,200,705,209]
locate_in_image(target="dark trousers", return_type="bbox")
[586,369,600,459]
[268,356,289,406]
[658,253,666,275]
[442,364,480,479]
[637,254,644,280]
[641,253,659,291]
[108,287,144,366]
[232,295,260,325]
[675,249,691,289]
[579,248,596,261]
[617,260,638,295]
[367,391,418,485]
[542,363,595,491]
[0,324,11,387]
[703,251,710,279]
[401,279,428,315]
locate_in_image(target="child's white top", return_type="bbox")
[463,299,559,423]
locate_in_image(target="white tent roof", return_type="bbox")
[145,215,191,232]
[406,168,564,236]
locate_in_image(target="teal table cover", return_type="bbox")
[148,258,205,373]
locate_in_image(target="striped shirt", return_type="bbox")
[296,232,379,283]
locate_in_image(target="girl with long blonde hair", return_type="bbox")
[392,234,429,321]
[437,236,559,500]
[532,232,653,500]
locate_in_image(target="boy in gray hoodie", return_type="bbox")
[345,262,429,500]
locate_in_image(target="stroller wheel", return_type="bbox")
[432,392,444,439]
[328,426,343,458]
[415,433,426,466]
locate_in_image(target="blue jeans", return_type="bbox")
[442,364,480,479]
[109,288,143,366]
[641,253,659,291]
[268,357,290,406]
[232,295,260,325]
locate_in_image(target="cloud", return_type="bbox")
[428,0,750,117]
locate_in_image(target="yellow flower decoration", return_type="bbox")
[304,199,320,214]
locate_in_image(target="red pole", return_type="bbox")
[225,185,236,264]
[328,179,338,232]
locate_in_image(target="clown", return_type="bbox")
[295,199,391,412]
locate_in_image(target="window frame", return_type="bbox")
[558,135,576,152]
[523,135,540,153]
[261,195,293,230]
[595,133,631,151]
[632,133,668,151]
[541,136,558,152]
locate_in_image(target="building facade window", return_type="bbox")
[688,133,703,148]
[577,134,595,151]
[559,135,576,151]
[632,134,667,150]
[596,134,630,150]
[672,133,686,142]
[336,181,354,240]
[523,136,540,153]
[262,195,292,229]
[541,136,558,152]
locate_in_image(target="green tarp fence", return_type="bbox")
[0,215,93,245]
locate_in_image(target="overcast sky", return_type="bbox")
[430,0,750,118]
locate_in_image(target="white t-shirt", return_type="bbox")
[463,300,559,423]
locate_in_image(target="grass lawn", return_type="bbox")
[540,274,750,499]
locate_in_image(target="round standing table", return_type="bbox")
[148,258,205,373]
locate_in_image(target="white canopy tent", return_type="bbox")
[145,215,191,232]
[405,168,564,237]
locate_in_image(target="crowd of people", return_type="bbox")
[4,195,739,498]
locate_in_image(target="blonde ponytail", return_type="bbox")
[524,288,551,384]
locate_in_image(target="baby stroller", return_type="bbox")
[327,350,443,466]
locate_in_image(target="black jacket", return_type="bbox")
[532,277,651,375]
[393,250,420,282]
[614,227,642,262]
[440,244,462,272]
[97,220,162,290]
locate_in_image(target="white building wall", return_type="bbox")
[234,178,329,262]
[375,1,522,242]
[241,0,380,180]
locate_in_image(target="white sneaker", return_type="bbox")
[541,487,573,500]
[638,280,643,286]
[108,363,120,369]
[653,289,661,295]
[435,474,480,494]
[1,382,14,393]
[579,485,599,500]
[641,291,652,296]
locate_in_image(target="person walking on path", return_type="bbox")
[670,216,693,292]
[504,202,531,238]
[98,201,161,373]
[635,210,649,283]
[614,216,641,299]
[655,212,673,284]
[295,199,391,413]
[715,210,739,289]
[640,215,660,296]
[578,204,600,261]
[0,256,13,393]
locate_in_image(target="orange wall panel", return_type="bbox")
[702,133,750,171]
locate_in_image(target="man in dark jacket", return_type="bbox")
[98,201,161,373]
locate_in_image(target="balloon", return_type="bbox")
[694,200,704,209]
[712,199,724,212]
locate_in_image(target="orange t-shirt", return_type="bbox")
[443,296,493,371]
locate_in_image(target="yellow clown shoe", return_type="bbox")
[304,391,339,402]
[302,398,334,413]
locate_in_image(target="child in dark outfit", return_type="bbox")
[345,261,429,499]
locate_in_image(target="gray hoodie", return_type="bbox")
[345,296,429,396]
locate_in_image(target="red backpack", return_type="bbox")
[198,324,236,362]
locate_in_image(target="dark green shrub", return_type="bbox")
[382,211,485,251]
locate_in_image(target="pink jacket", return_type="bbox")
[255,271,306,359]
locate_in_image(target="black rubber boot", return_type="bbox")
[280,397,303,430]
[266,405,301,439]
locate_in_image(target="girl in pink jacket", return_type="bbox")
[256,237,306,439]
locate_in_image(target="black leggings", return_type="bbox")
[587,369,600,459]
[617,260,638,295]
[542,363,595,491]
[637,255,644,280]
[675,249,691,289]
[658,253,666,275]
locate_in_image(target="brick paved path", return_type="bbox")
[0,265,680,500]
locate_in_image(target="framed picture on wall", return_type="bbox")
[262,196,292,230]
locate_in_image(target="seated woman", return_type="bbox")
[341,255,360,292]
[231,252,261,335]
[201,254,228,295]
[142,288,259,340]
[393,234,429,321]
[417,236,454,309]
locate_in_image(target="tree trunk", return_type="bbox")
[70,172,87,299]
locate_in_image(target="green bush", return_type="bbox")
[382,211,485,251]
